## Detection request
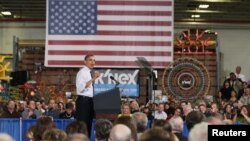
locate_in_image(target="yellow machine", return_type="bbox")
[0,55,12,80]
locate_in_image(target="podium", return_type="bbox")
[93,87,121,120]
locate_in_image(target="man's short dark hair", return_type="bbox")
[186,111,205,131]
[94,119,113,141]
[65,121,88,136]
[84,54,94,61]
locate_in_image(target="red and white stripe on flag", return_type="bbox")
[45,0,173,68]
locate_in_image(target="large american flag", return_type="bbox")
[45,0,173,68]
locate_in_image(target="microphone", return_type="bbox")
[110,76,120,85]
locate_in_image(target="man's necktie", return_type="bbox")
[90,70,95,92]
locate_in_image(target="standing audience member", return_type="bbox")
[114,116,138,141]
[139,128,174,141]
[205,112,224,125]
[33,116,55,141]
[132,112,148,140]
[66,134,89,141]
[65,120,88,136]
[42,128,67,141]
[219,81,233,101]
[94,119,113,141]
[0,133,15,141]
[185,111,205,131]
[152,119,178,141]
[109,124,133,141]
[26,125,36,141]
[225,72,242,94]
[188,122,208,141]
[235,66,246,82]
[169,108,187,141]
[152,119,172,133]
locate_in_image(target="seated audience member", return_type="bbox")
[0,103,3,117]
[223,104,237,123]
[42,128,67,141]
[44,99,60,119]
[239,104,250,124]
[237,81,249,99]
[239,87,250,105]
[154,103,167,120]
[188,122,208,141]
[170,107,183,119]
[139,128,175,141]
[35,101,45,114]
[95,119,113,141]
[22,100,42,119]
[142,107,154,120]
[229,90,238,104]
[57,101,65,114]
[198,104,211,117]
[16,101,26,113]
[118,103,132,117]
[210,103,219,114]
[26,125,36,141]
[59,102,75,119]
[0,133,15,141]
[132,112,148,140]
[65,121,88,136]
[109,124,133,141]
[1,100,20,118]
[130,100,140,113]
[165,102,176,119]
[66,133,89,141]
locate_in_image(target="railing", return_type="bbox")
[0,118,79,141]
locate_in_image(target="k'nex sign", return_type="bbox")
[93,69,139,97]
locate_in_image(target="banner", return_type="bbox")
[94,69,139,97]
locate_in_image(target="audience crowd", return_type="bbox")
[0,66,250,141]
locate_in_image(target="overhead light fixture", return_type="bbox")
[1,11,12,15]
[199,4,209,9]
[191,14,200,18]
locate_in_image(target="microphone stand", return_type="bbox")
[148,70,156,122]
